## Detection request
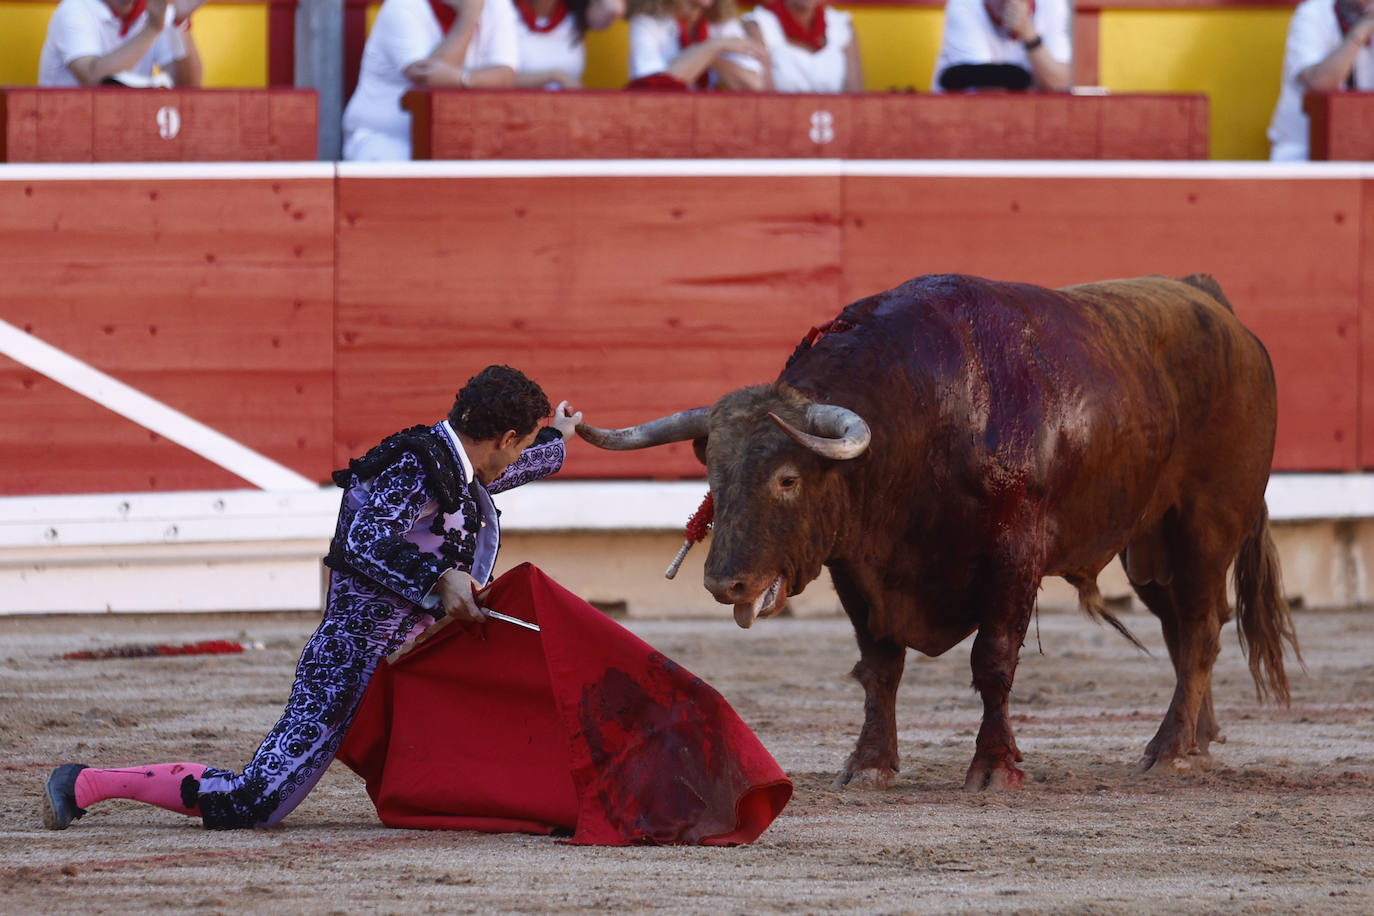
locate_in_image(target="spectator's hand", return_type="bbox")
[552,400,583,439]
[586,0,625,30]
[171,0,209,20]
[447,0,485,18]
[715,35,769,65]
[1001,0,1035,42]
[435,568,488,623]
[1354,2,1374,46]
[145,0,170,28]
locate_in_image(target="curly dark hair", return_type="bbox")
[448,365,551,441]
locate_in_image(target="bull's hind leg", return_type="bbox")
[1129,571,1230,774]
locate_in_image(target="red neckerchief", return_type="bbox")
[116,0,147,37]
[677,15,709,49]
[764,0,826,52]
[677,15,711,88]
[515,0,569,33]
[983,0,1035,36]
[427,0,458,32]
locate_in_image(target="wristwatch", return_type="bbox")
[1023,34,1044,51]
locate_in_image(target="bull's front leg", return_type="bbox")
[834,628,905,790]
[964,578,1036,792]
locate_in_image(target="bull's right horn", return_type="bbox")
[576,407,711,450]
[770,403,871,460]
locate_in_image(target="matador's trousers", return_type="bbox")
[193,571,432,829]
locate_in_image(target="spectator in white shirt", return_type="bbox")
[513,0,625,89]
[932,0,1070,93]
[342,0,520,160]
[1268,0,1374,161]
[38,0,201,88]
[743,0,862,93]
[626,0,768,91]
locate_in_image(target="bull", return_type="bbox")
[576,273,1301,792]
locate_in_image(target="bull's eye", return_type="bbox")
[772,464,802,501]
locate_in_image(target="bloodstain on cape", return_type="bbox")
[336,563,793,845]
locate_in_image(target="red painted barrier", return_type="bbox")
[1304,92,1374,162]
[1,166,1370,495]
[0,88,318,163]
[0,173,335,493]
[403,90,1209,161]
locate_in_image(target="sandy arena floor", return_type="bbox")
[2,603,1371,914]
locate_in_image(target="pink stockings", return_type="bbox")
[74,763,207,817]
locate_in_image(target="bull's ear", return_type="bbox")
[692,437,709,465]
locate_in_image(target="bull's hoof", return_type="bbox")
[831,766,896,791]
[962,757,1025,793]
[1130,748,1214,778]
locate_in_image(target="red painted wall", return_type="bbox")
[0,175,335,493]
[1,170,1368,494]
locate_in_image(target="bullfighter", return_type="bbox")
[42,364,581,829]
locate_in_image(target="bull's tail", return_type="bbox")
[1233,501,1302,704]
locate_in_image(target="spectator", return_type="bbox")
[1268,0,1374,161]
[343,0,519,161]
[513,0,625,89]
[742,0,862,93]
[38,0,201,88]
[626,0,768,91]
[42,366,583,832]
[932,0,1070,93]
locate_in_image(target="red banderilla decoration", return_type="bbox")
[665,492,714,579]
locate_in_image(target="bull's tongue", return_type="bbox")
[733,576,783,629]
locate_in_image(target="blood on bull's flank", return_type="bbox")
[578,272,1302,793]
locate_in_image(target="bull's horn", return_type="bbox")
[769,404,871,460]
[576,407,711,450]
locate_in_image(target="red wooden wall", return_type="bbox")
[2,167,1369,494]
[0,173,335,492]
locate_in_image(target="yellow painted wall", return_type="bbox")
[1099,9,1292,160]
[0,1,267,87]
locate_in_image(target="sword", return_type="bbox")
[483,608,541,632]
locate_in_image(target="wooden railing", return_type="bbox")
[0,88,318,162]
[403,89,1209,160]
[1305,92,1374,162]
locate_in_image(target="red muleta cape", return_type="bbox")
[337,563,792,845]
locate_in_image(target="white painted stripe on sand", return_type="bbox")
[0,319,315,491]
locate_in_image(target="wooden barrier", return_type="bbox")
[336,164,1368,477]
[1305,92,1374,162]
[0,88,318,162]
[0,167,336,494]
[402,90,1210,160]
[1,162,1370,495]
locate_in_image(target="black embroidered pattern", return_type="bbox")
[332,425,468,512]
[323,426,480,591]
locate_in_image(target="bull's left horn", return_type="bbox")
[576,407,711,450]
[769,404,871,460]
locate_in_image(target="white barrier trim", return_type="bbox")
[336,160,1374,181]
[0,162,334,182]
[0,319,316,492]
[0,475,1367,550]
[5,159,1369,183]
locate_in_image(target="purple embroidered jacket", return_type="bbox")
[329,422,565,609]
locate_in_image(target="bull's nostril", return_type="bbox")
[704,575,749,604]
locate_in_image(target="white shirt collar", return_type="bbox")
[441,420,476,486]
